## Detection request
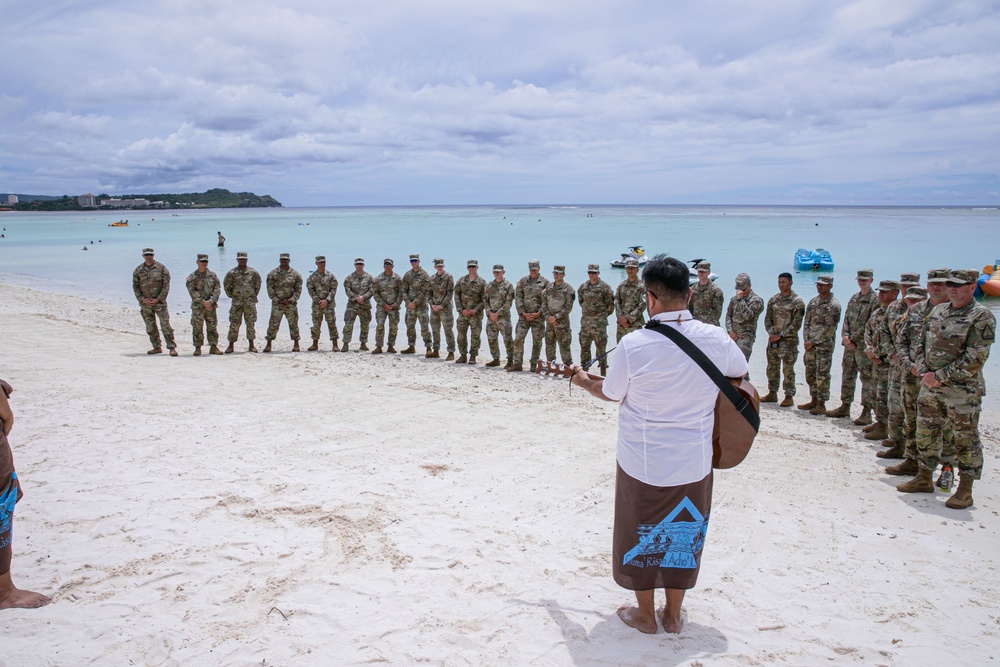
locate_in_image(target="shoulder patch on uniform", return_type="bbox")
[983,323,995,342]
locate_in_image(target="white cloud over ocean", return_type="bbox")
[1,1,998,205]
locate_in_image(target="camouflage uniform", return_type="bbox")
[342,266,374,344]
[402,262,432,349]
[690,281,724,326]
[725,286,765,361]
[223,263,261,343]
[884,297,910,444]
[132,256,177,351]
[485,270,515,362]
[373,266,404,348]
[865,302,892,425]
[455,270,486,357]
[839,286,878,408]
[265,263,303,342]
[577,271,615,370]
[186,265,222,347]
[307,266,339,343]
[614,277,646,341]
[428,267,456,354]
[802,287,841,402]
[513,265,550,368]
[763,289,805,397]
[542,271,576,364]
[915,285,995,479]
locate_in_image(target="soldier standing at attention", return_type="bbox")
[898,269,995,508]
[614,258,645,341]
[223,251,261,353]
[185,254,223,356]
[485,264,515,368]
[689,261,724,326]
[401,254,432,355]
[725,273,765,362]
[341,258,373,352]
[264,253,303,353]
[543,265,577,365]
[577,263,615,374]
[761,272,805,407]
[427,258,456,360]
[454,259,486,364]
[798,275,841,415]
[882,273,920,450]
[306,256,339,352]
[827,269,878,421]
[509,259,549,372]
[884,286,932,471]
[132,248,178,356]
[864,280,899,441]
[372,259,403,354]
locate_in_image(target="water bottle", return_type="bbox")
[939,465,954,491]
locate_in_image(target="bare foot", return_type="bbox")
[660,608,683,634]
[617,605,657,634]
[0,586,52,610]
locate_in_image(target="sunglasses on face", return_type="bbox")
[945,281,966,288]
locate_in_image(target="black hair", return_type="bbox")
[641,255,690,306]
[779,272,793,281]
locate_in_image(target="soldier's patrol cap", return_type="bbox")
[856,269,874,279]
[528,259,540,270]
[926,268,951,283]
[696,262,711,272]
[903,286,928,300]
[553,265,566,274]
[409,254,420,262]
[354,257,365,265]
[899,272,920,286]
[467,259,478,268]
[142,248,154,256]
[197,253,209,262]
[384,258,394,267]
[433,258,445,267]
[493,264,504,271]
[624,258,639,268]
[279,253,290,260]
[947,269,978,285]
[236,251,248,259]
[817,275,833,285]
[735,272,750,287]
[587,263,600,273]
[315,255,326,263]
[878,280,900,291]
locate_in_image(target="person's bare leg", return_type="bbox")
[0,547,51,610]
[617,589,657,634]
[661,588,685,633]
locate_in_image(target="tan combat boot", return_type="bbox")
[446,352,455,361]
[876,441,905,459]
[425,350,434,358]
[864,422,888,440]
[862,420,879,433]
[248,341,258,353]
[780,395,794,407]
[885,459,918,476]
[506,363,523,372]
[853,407,873,426]
[224,342,235,354]
[263,341,272,353]
[797,398,817,411]
[372,346,383,354]
[945,476,974,509]
[504,359,513,369]
[193,347,202,356]
[308,339,319,351]
[456,354,467,364]
[209,345,223,355]
[825,403,851,418]
[809,401,827,415]
[896,468,934,493]
[169,348,178,356]
[600,363,608,375]
[147,347,163,355]
[332,341,340,352]
[387,345,397,353]
[486,358,501,367]
[468,354,477,365]
[359,342,369,351]
[760,391,778,403]
[401,346,416,354]
[341,341,350,352]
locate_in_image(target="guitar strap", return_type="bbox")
[644,320,760,432]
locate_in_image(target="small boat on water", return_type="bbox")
[610,245,648,268]
[979,261,1000,297]
[108,220,128,227]
[794,248,834,271]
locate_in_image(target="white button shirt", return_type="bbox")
[602,310,749,487]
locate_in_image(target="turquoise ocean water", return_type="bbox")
[1,205,998,407]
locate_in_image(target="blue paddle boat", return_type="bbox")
[794,248,834,272]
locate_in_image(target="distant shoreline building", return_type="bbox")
[77,193,96,207]
[6,194,17,204]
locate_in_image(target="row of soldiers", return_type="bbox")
[131,250,650,372]
[696,265,994,510]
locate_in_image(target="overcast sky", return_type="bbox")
[1,1,998,206]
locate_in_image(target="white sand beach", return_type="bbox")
[1,282,998,666]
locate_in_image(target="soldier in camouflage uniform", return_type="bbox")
[577,263,615,374]
[485,264,515,368]
[543,265,576,365]
[402,254,432,355]
[427,258,456,360]
[372,258,403,354]
[341,258,373,352]
[263,253,303,353]
[223,251,262,353]
[132,248,178,356]
[306,255,339,351]
[826,269,878,421]
[614,259,645,341]
[185,254,223,356]
[761,272,805,407]
[509,259,549,372]
[689,261,724,326]
[879,273,919,444]
[864,280,899,440]
[797,275,841,415]
[454,259,486,364]
[725,272,765,363]
[884,286,933,473]
[897,269,995,509]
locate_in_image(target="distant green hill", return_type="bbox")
[5,188,282,211]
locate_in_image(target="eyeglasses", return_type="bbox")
[646,289,659,300]
[945,281,966,288]
[410,259,419,263]
[197,260,208,263]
